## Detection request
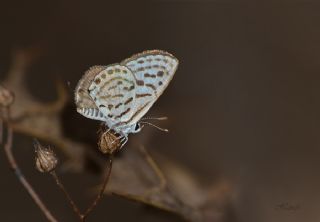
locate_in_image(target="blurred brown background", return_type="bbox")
[1,0,320,221]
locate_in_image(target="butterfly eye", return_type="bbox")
[135,123,140,131]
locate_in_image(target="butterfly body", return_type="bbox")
[75,50,178,147]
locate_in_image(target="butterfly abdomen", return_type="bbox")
[77,107,105,121]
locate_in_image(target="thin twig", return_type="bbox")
[138,145,167,192]
[82,157,113,220]
[2,108,58,222]
[50,171,83,220]
[0,118,3,144]
[139,146,187,208]
[10,81,68,123]
[110,145,201,222]
[50,157,113,221]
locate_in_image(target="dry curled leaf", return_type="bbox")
[103,145,232,222]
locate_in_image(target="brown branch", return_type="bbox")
[139,146,188,211]
[2,108,58,222]
[10,80,68,123]
[0,118,3,144]
[106,144,204,222]
[82,157,113,220]
[50,157,113,221]
[50,171,83,221]
[138,146,167,195]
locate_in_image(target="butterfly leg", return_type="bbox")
[110,132,128,149]
[119,133,128,149]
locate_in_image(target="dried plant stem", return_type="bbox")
[2,108,58,222]
[138,146,167,191]
[83,158,113,220]
[50,171,82,220]
[51,158,113,221]
[0,118,3,144]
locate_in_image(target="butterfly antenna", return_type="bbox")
[141,116,168,121]
[140,121,169,132]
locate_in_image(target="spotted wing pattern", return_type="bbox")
[75,65,107,121]
[88,64,137,128]
[121,50,179,126]
[75,50,179,133]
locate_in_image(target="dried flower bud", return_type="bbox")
[34,141,58,173]
[0,85,14,107]
[98,130,121,154]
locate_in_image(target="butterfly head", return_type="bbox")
[118,123,142,135]
[133,123,142,133]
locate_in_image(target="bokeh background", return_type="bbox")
[1,0,320,221]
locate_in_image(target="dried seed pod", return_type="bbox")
[98,130,121,154]
[0,85,14,107]
[34,141,58,173]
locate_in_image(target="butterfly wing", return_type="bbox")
[88,64,137,128]
[75,65,108,121]
[121,50,178,126]
[76,50,178,133]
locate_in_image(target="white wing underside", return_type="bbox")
[87,50,178,132]
[121,50,178,126]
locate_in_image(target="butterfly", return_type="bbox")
[75,50,179,147]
